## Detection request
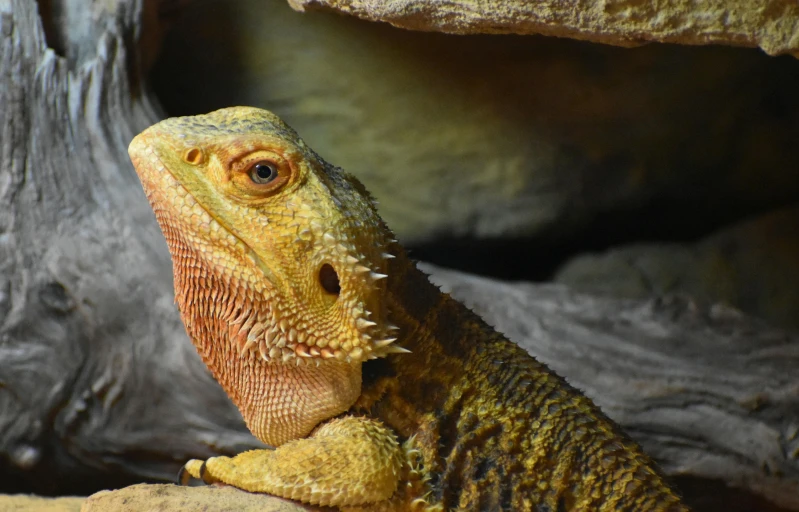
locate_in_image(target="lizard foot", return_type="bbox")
[339,437,444,512]
[188,416,404,508]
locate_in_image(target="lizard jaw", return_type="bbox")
[224,213,406,366]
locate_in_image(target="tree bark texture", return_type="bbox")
[0,1,797,511]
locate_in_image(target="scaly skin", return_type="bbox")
[128,107,689,511]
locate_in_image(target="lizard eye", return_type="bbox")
[249,162,278,184]
[232,151,291,196]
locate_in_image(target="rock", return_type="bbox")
[289,0,799,58]
[80,484,318,512]
[0,494,84,512]
[554,206,799,331]
[153,0,799,247]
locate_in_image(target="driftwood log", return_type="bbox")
[0,1,797,511]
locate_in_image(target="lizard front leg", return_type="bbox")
[180,416,404,507]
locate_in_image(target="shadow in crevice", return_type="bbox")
[34,0,67,58]
[673,475,791,512]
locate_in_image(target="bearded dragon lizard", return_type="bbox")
[128,107,688,511]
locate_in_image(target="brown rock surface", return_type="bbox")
[289,0,799,57]
[81,484,318,512]
[554,206,799,331]
[0,494,84,512]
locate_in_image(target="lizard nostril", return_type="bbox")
[319,263,341,296]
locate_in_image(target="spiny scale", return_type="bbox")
[230,311,405,364]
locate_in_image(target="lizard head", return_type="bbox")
[129,107,404,369]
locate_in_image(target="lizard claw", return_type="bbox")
[199,460,213,484]
[177,459,208,486]
[177,465,191,486]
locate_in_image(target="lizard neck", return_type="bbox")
[371,251,685,511]
[358,250,475,424]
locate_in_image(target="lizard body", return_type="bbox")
[128,107,688,511]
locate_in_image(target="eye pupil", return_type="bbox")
[250,162,277,184]
[256,164,273,180]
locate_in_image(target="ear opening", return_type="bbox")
[319,263,341,296]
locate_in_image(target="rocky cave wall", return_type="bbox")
[152,0,799,331]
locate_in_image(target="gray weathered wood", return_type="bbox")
[0,1,797,511]
[0,0,261,495]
